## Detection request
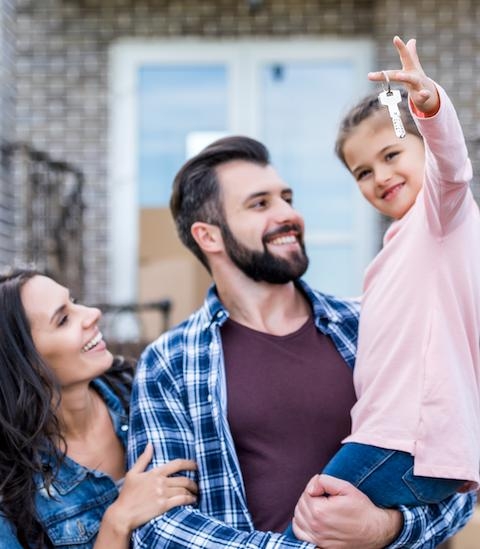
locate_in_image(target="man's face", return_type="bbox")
[216,160,309,284]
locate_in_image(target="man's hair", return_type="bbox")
[170,135,270,270]
[335,89,421,168]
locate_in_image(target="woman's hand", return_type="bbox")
[96,443,197,546]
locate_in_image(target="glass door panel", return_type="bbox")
[260,60,367,296]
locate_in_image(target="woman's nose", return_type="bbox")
[81,305,101,327]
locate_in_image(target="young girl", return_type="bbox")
[0,268,198,548]
[287,35,480,539]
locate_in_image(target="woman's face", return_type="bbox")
[21,275,113,388]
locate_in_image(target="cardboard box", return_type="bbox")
[138,207,211,340]
[139,207,183,263]
[138,256,211,340]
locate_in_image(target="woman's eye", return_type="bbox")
[58,315,69,327]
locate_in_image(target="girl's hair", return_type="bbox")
[334,89,421,168]
[0,268,134,547]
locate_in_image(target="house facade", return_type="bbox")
[1,0,479,314]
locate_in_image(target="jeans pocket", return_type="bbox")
[402,466,463,504]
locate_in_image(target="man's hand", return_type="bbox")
[292,474,403,549]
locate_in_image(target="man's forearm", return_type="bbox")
[386,492,477,549]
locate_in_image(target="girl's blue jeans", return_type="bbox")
[284,442,465,539]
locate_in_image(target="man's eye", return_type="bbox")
[251,200,267,208]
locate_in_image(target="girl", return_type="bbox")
[0,268,198,548]
[288,35,480,539]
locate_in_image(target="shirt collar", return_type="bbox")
[200,279,352,329]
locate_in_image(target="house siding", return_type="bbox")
[9,0,480,302]
[0,0,16,266]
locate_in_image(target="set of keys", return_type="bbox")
[378,72,406,139]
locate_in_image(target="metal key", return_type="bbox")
[378,88,406,139]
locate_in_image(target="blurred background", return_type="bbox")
[0,2,478,544]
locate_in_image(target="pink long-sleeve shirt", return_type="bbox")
[344,85,480,483]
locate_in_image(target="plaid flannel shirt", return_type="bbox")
[129,280,476,548]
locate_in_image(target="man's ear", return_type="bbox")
[191,222,223,254]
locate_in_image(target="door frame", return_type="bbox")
[108,37,375,304]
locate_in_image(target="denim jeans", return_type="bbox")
[284,442,465,540]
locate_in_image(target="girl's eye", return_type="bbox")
[385,151,399,161]
[356,169,371,181]
[70,297,77,304]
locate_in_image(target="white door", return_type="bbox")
[109,39,376,305]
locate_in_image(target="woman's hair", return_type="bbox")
[335,88,421,168]
[0,268,134,547]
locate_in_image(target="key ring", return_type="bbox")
[382,70,391,94]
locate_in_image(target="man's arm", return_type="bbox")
[390,491,477,549]
[292,474,476,549]
[128,344,313,549]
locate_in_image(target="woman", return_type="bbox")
[0,268,197,548]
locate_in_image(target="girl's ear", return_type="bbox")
[191,222,223,254]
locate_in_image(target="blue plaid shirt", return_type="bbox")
[128,280,475,548]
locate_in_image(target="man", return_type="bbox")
[128,136,475,548]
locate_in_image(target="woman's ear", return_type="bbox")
[191,222,223,254]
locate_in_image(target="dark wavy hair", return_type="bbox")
[0,268,134,547]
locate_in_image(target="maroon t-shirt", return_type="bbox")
[221,316,357,532]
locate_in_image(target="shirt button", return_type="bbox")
[121,424,129,432]
[207,394,212,402]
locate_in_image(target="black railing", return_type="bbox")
[1,142,85,299]
[94,299,172,359]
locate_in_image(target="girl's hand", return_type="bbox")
[102,443,198,536]
[368,35,440,116]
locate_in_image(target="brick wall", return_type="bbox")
[0,0,16,267]
[12,0,480,301]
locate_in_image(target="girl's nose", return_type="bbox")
[374,165,392,186]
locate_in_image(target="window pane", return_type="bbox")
[260,60,364,295]
[138,65,228,207]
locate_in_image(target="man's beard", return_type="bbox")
[220,222,309,284]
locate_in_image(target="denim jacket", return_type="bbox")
[0,377,130,548]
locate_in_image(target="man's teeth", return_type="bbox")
[82,332,102,353]
[270,235,297,245]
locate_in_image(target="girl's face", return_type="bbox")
[342,111,425,220]
[21,275,113,388]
